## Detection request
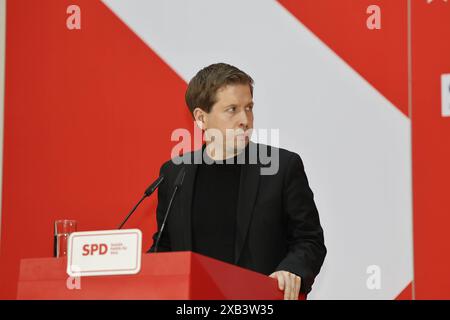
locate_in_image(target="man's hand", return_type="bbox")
[269,271,302,300]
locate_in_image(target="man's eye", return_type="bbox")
[227,107,236,112]
[246,106,253,111]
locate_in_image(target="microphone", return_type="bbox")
[154,167,185,252]
[118,175,165,229]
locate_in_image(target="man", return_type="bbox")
[148,63,326,300]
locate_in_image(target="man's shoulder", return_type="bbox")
[253,142,299,160]
[158,148,200,179]
[252,142,304,177]
[160,148,200,168]
[247,141,302,168]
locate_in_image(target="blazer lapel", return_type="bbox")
[178,147,203,251]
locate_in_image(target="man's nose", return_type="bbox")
[238,110,249,129]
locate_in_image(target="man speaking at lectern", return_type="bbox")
[148,63,326,300]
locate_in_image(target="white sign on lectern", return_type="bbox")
[67,229,142,277]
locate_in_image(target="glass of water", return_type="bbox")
[54,220,77,258]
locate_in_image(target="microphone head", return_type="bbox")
[144,174,164,197]
[174,167,186,187]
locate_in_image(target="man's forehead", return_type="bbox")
[217,83,251,94]
[216,85,253,104]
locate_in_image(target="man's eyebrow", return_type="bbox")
[223,102,254,109]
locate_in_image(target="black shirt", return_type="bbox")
[191,151,242,264]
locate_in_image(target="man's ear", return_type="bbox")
[193,107,206,130]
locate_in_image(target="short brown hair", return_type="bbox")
[185,63,254,117]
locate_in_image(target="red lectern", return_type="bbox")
[17,251,306,300]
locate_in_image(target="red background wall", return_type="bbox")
[0,0,192,299]
[411,0,450,299]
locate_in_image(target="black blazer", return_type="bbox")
[148,142,326,294]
